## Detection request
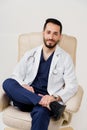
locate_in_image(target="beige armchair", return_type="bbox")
[0,32,83,130]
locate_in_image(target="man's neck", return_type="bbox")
[42,45,56,60]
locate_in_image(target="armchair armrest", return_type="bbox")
[0,86,10,111]
[65,85,83,113]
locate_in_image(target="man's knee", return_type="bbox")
[3,78,16,91]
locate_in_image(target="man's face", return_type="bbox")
[43,22,61,49]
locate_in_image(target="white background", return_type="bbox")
[0,0,87,130]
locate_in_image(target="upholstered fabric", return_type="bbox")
[3,106,63,130]
[0,32,83,130]
[0,86,10,111]
[4,126,73,130]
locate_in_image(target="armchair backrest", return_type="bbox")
[18,32,77,66]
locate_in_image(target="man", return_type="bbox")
[3,18,78,130]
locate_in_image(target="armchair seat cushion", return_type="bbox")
[3,106,64,130]
[3,106,32,130]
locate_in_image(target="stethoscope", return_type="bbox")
[26,51,59,75]
[27,51,36,63]
[52,64,58,75]
[52,54,59,75]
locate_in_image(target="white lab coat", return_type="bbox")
[11,45,78,103]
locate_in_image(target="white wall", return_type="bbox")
[0,0,87,129]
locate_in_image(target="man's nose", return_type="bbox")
[49,34,53,39]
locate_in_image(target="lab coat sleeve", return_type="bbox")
[57,55,78,103]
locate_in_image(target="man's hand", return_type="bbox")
[39,95,55,107]
[22,84,35,93]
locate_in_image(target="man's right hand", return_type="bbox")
[22,84,35,93]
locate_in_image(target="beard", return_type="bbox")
[43,38,58,49]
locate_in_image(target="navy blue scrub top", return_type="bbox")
[31,49,54,95]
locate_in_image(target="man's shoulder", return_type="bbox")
[56,45,70,57]
[56,45,73,64]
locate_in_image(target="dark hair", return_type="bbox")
[43,18,62,34]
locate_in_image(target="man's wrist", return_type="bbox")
[52,95,62,102]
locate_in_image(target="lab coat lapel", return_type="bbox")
[49,45,62,77]
[32,45,43,78]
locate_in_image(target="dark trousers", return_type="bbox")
[3,78,51,130]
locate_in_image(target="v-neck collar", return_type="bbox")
[41,49,54,62]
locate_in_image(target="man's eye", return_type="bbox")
[54,33,58,36]
[47,31,51,34]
